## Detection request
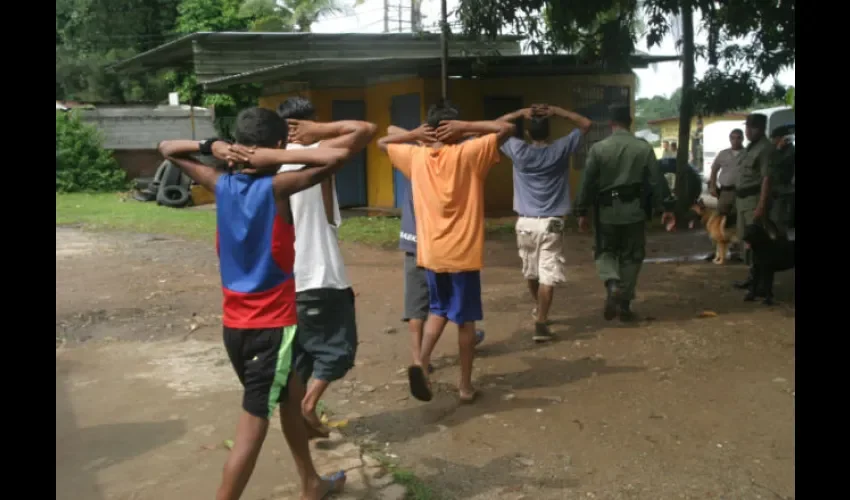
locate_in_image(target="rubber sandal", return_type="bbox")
[459,390,478,404]
[407,365,433,402]
[319,470,346,498]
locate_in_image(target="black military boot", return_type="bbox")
[604,279,621,321]
[733,267,754,290]
[618,300,638,323]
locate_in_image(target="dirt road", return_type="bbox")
[56,226,795,500]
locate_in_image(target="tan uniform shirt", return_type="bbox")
[711,148,743,187]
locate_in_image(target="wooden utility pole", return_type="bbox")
[383,0,389,32]
[439,0,448,99]
[674,1,696,225]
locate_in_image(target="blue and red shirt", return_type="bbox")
[215,174,297,329]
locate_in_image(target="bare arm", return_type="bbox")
[270,148,350,198]
[548,106,593,135]
[307,120,377,152]
[455,120,516,145]
[157,140,221,192]
[378,128,428,152]
[496,108,532,122]
[320,178,335,225]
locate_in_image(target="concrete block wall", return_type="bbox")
[78,106,218,150]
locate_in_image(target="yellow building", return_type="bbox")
[649,112,749,145]
[114,32,678,213]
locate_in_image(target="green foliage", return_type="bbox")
[56,0,181,102]
[175,0,248,32]
[456,0,795,114]
[785,86,795,110]
[56,112,127,193]
[635,88,682,130]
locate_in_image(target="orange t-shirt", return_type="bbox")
[388,134,501,272]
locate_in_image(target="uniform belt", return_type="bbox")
[598,184,641,207]
[736,185,761,198]
[719,185,736,191]
[518,215,563,219]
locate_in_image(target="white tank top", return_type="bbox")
[278,142,351,292]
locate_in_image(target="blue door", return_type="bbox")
[390,93,421,208]
[331,100,368,207]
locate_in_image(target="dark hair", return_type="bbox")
[234,107,287,148]
[277,96,316,120]
[745,113,767,130]
[527,117,550,141]
[730,128,744,138]
[608,104,632,128]
[426,100,460,129]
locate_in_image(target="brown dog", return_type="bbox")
[691,202,737,264]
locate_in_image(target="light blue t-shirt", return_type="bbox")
[501,130,582,217]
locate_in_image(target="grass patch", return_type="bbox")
[358,445,439,500]
[56,193,522,248]
[56,193,216,241]
[392,467,438,500]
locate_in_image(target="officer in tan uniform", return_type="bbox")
[574,105,675,322]
[732,113,775,292]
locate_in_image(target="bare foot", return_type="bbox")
[302,411,330,440]
[459,387,478,404]
[302,471,346,500]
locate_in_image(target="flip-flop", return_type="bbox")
[459,389,478,404]
[319,470,346,498]
[303,415,330,440]
[407,365,433,402]
[475,330,485,346]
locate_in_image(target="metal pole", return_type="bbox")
[383,0,389,32]
[440,0,448,99]
[189,94,196,140]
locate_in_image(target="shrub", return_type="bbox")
[56,110,127,192]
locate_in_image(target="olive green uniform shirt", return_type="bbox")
[735,136,774,211]
[574,130,665,225]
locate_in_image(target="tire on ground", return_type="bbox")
[157,185,191,208]
[134,177,154,191]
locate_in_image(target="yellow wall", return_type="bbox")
[262,73,635,211]
[655,114,746,143]
[364,78,425,207]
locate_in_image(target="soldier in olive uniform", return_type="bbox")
[769,124,795,231]
[575,105,675,322]
[732,113,775,294]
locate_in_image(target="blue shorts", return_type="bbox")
[424,270,483,325]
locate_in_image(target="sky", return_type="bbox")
[312,0,795,99]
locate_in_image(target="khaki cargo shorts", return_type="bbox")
[515,216,567,286]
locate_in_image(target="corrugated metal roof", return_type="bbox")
[202,53,681,90]
[110,31,524,72]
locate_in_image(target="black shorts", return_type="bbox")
[294,287,358,384]
[402,252,430,322]
[223,325,298,419]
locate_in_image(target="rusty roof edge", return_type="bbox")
[202,53,680,90]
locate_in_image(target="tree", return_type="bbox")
[56,111,127,193]
[56,0,181,102]
[456,0,794,220]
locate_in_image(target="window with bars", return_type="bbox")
[571,85,631,170]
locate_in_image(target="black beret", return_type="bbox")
[770,124,794,138]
